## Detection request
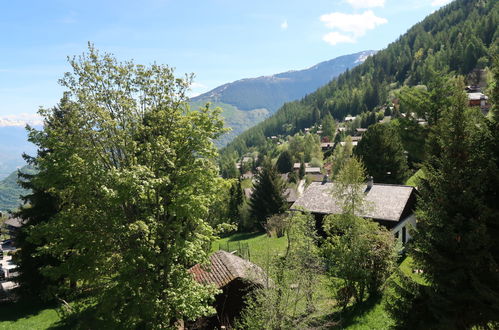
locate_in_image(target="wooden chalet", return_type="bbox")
[291,181,417,244]
[188,251,268,329]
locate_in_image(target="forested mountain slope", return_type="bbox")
[223,0,498,156]
[0,165,35,212]
[191,51,375,145]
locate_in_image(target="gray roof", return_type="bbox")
[305,167,321,174]
[467,92,488,100]
[284,188,300,203]
[189,250,268,288]
[4,217,24,228]
[291,182,415,222]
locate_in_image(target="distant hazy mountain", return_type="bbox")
[0,126,36,179]
[191,50,376,145]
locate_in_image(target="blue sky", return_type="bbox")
[0,0,452,123]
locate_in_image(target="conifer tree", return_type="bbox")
[249,159,287,227]
[13,95,75,299]
[299,161,306,179]
[410,79,499,328]
[354,123,409,184]
[228,178,243,223]
[276,150,293,174]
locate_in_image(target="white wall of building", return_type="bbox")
[391,214,417,244]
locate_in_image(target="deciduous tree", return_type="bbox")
[26,45,226,328]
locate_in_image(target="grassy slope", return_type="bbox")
[0,301,61,330]
[190,100,270,147]
[1,234,423,329]
[405,168,425,187]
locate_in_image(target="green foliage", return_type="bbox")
[287,133,322,164]
[385,271,437,330]
[409,79,499,328]
[321,113,337,140]
[405,168,425,187]
[276,150,293,174]
[323,158,398,306]
[355,123,409,184]
[13,101,70,301]
[24,45,226,328]
[329,157,368,215]
[323,215,397,306]
[228,178,244,225]
[328,137,354,180]
[237,212,322,329]
[299,161,306,179]
[249,160,287,229]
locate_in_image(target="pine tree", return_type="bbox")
[354,123,409,184]
[410,79,499,328]
[249,160,287,228]
[13,95,74,300]
[228,178,243,223]
[276,150,293,174]
[299,161,306,179]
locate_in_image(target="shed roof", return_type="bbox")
[467,92,488,100]
[4,217,23,228]
[291,182,415,222]
[189,250,267,288]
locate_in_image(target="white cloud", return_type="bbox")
[431,0,451,6]
[190,82,206,89]
[345,0,385,9]
[280,20,288,30]
[323,32,356,45]
[320,10,387,38]
[0,113,43,127]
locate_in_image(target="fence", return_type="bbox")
[218,241,251,261]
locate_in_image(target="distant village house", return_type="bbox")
[291,180,417,244]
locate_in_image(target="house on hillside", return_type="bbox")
[355,128,367,136]
[467,92,489,113]
[291,180,417,244]
[3,217,23,237]
[188,250,268,329]
[321,142,335,151]
[243,187,300,205]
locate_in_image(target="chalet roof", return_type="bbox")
[340,141,358,147]
[293,162,310,169]
[291,182,415,222]
[284,188,300,203]
[351,136,362,142]
[304,167,321,174]
[467,92,488,100]
[189,250,267,288]
[4,217,23,228]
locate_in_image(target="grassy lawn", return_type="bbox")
[0,301,61,330]
[213,232,288,267]
[405,168,425,187]
[213,232,426,329]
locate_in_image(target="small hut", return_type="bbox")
[188,250,268,329]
